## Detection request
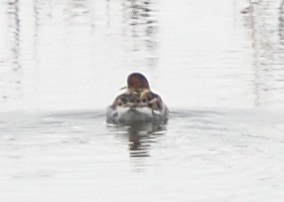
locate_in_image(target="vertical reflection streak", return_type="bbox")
[33,0,40,71]
[6,0,22,101]
[279,0,284,45]
[248,0,260,106]
[122,0,158,68]
[277,0,284,95]
[106,0,110,27]
[244,0,284,107]
[8,0,21,71]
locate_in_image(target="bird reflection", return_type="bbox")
[115,123,166,158]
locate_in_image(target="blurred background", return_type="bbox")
[1,0,284,112]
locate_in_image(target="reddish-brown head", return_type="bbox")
[127,72,150,90]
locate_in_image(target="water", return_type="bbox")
[1,0,284,201]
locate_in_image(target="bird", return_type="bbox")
[106,72,169,124]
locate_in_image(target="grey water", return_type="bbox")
[1,0,284,201]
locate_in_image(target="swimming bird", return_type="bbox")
[106,72,169,124]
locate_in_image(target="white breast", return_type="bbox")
[106,104,169,125]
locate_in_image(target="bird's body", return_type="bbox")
[106,73,169,125]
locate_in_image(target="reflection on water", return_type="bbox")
[242,0,284,106]
[113,123,166,158]
[280,0,284,42]
[1,0,284,110]
[0,0,22,103]
[8,0,21,71]
[122,0,158,68]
